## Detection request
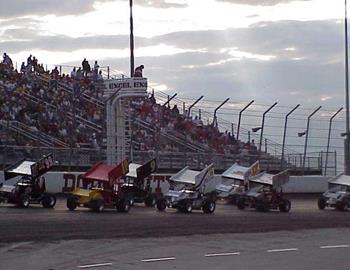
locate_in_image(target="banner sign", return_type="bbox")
[104,78,148,92]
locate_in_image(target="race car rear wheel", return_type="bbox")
[93,199,105,213]
[203,200,216,214]
[67,197,77,211]
[145,195,156,207]
[117,199,130,213]
[317,198,326,210]
[237,197,246,210]
[18,194,30,208]
[156,199,167,211]
[279,199,291,213]
[42,194,56,208]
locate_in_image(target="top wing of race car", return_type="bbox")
[4,154,54,181]
[249,169,290,188]
[328,173,350,187]
[222,161,260,181]
[216,161,260,194]
[126,159,157,180]
[170,164,215,187]
[81,159,129,183]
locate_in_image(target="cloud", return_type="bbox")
[0,0,114,18]
[153,20,343,63]
[0,0,187,18]
[134,0,188,8]
[0,19,344,108]
[215,0,311,6]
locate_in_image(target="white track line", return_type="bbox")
[267,248,298,253]
[141,257,176,263]
[320,245,350,249]
[78,262,113,268]
[205,252,240,257]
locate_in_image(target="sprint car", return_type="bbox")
[156,164,217,214]
[216,161,260,204]
[0,154,56,208]
[120,159,158,207]
[237,170,291,212]
[318,173,350,211]
[66,160,131,213]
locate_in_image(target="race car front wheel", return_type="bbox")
[117,199,130,213]
[237,198,246,210]
[183,201,193,213]
[42,194,56,208]
[203,200,216,214]
[145,195,156,207]
[18,194,30,208]
[156,199,167,211]
[93,199,105,213]
[279,199,291,213]
[317,198,326,210]
[67,197,77,211]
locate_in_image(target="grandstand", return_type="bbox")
[0,54,337,174]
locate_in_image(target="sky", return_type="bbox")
[0,0,347,172]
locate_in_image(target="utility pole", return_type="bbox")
[130,0,135,77]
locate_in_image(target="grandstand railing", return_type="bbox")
[35,73,105,108]
[22,86,103,133]
[0,121,68,147]
[0,145,329,174]
[130,116,211,153]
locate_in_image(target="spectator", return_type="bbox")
[50,67,59,90]
[134,65,144,77]
[82,58,90,77]
[70,67,77,79]
[93,61,99,75]
[97,70,103,81]
[3,53,13,68]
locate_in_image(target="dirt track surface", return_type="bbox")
[0,196,349,243]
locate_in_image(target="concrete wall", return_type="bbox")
[0,171,330,194]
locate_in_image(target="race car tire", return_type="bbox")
[237,198,246,210]
[18,194,30,208]
[117,199,130,213]
[228,195,238,205]
[128,196,135,206]
[156,199,167,211]
[279,199,291,213]
[256,201,269,212]
[145,195,156,207]
[42,194,56,208]
[317,198,326,210]
[93,199,105,213]
[202,200,216,214]
[183,201,193,213]
[67,197,77,211]
[336,201,346,211]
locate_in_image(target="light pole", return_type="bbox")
[258,102,277,156]
[213,98,230,127]
[281,104,300,169]
[237,100,254,141]
[163,93,177,108]
[130,0,135,77]
[188,96,204,117]
[325,107,343,175]
[302,106,321,173]
[345,0,350,174]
